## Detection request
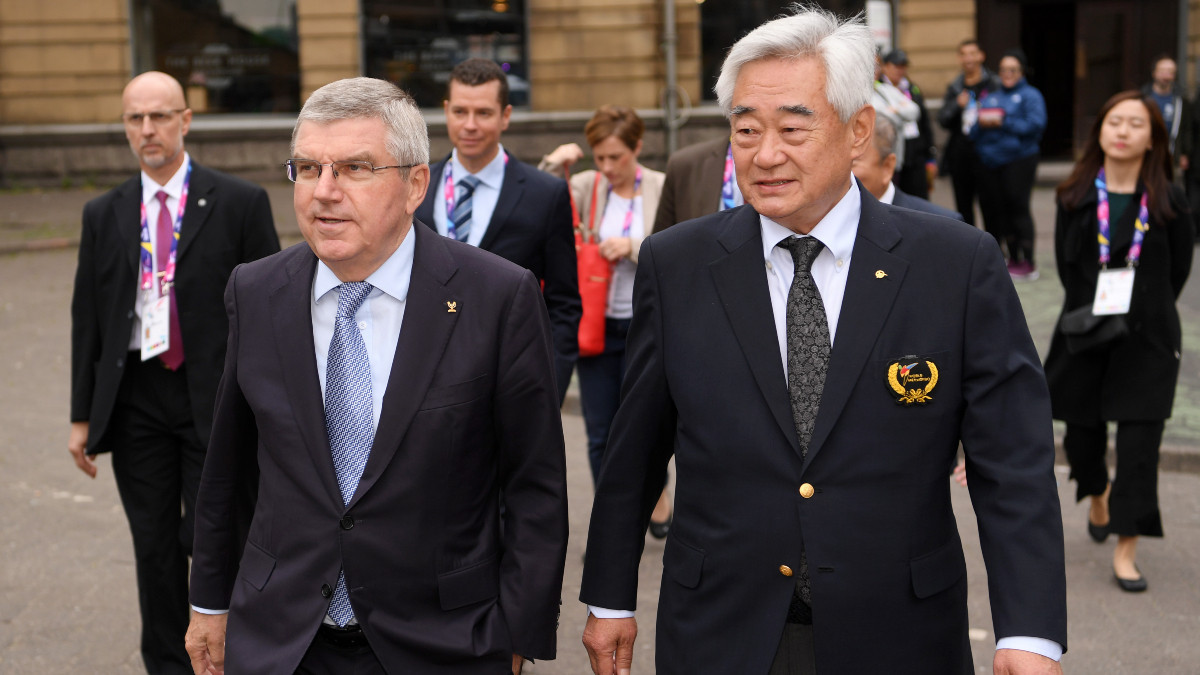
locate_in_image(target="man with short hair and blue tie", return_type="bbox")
[417,58,580,404]
[185,77,568,675]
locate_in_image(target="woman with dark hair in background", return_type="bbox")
[1045,90,1193,592]
[972,48,1047,280]
[540,106,673,537]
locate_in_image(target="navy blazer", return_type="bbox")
[190,224,569,673]
[416,152,580,401]
[70,162,279,453]
[581,189,1066,673]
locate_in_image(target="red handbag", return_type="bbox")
[573,173,610,357]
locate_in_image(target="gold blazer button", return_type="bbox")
[799,483,815,499]
[779,565,793,577]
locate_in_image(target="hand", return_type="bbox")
[68,421,96,478]
[512,654,525,674]
[582,615,637,675]
[599,237,633,262]
[951,459,967,487]
[957,90,970,108]
[926,162,938,191]
[185,610,228,675]
[545,143,585,172]
[1180,155,1189,171]
[979,116,1003,129]
[993,648,1062,675]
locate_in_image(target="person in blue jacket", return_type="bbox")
[972,49,1047,280]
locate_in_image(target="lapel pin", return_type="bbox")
[446,301,457,313]
[197,198,207,207]
[875,270,887,279]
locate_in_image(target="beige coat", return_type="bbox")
[539,159,665,264]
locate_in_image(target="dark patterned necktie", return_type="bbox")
[778,235,829,615]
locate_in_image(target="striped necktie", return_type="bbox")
[452,175,482,243]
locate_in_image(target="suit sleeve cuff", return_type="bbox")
[587,605,636,619]
[995,636,1062,661]
[191,605,229,615]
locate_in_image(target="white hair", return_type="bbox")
[293,77,429,166]
[872,113,898,161]
[714,5,876,123]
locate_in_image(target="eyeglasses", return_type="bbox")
[284,159,415,184]
[122,109,188,126]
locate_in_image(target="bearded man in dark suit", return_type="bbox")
[69,71,279,674]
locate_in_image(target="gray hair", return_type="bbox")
[714,5,875,123]
[292,77,429,166]
[872,113,897,162]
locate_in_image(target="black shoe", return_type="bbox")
[648,513,671,539]
[1114,567,1148,593]
[1088,519,1110,543]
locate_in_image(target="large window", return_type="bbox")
[362,1,529,108]
[131,0,300,113]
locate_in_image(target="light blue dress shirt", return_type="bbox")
[431,144,508,247]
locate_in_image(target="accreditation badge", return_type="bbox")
[141,292,171,361]
[1092,268,1134,316]
[885,356,939,405]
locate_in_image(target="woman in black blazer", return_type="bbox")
[1045,90,1193,592]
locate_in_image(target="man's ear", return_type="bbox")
[849,106,876,161]
[882,152,898,186]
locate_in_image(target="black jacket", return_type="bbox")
[1044,184,1193,423]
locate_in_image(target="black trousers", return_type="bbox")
[768,623,816,675]
[1064,420,1165,537]
[108,355,205,675]
[977,153,1040,263]
[945,143,984,228]
[896,139,930,200]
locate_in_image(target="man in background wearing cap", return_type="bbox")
[879,49,936,200]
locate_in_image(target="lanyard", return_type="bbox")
[444,153,508,240]
[600,168,643,238]
[139,161,191,294]
[721,143,738,211]
[1095,167,1149,268]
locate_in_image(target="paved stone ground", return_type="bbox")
[1,178,1198,673]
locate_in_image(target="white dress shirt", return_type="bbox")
[587,178,1062,662]
[880,181,897,205]
[431,144,507,247]
[128,153,191,350]
[191,223,416,618]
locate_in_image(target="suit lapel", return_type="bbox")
[269,246,345,508]
[113,177,144,275]
[177,162,217,261]
[348,225,459,509]
[709,208,799,453]
[805,194,907,469]
[478,151,523,251]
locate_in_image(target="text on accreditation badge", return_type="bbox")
[141,292,171,361]
[1092,268,1135,316]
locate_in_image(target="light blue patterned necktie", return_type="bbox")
[324,281,375,626]
[452,174,481,243]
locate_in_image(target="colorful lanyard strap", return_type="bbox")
[721,142,738,211]
[139,161,191,294]
[602,167,643,238]
[444,153,509,240]
[1095,167,1149,268]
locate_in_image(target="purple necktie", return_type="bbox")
[155,190,185,370]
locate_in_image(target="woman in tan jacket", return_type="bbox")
[540,105,673,537]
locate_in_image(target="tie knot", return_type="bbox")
[335,282,374,319]
[458,175,481,192]
[779,236,825,271]
[155,190,169,206]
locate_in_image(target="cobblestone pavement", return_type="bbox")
[2,179,1198,673]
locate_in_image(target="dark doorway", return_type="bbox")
[977,0,1180,157]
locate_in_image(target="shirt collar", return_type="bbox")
[450,143,507,189]
[880,181,896,205]
[141,152,191,204]
[314,221,417,306]
[760,178,860,261]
